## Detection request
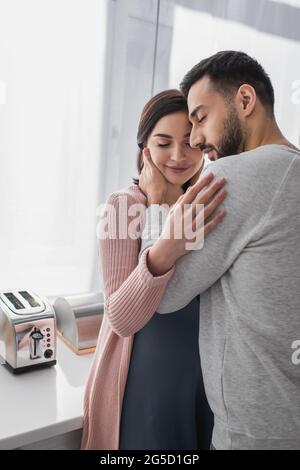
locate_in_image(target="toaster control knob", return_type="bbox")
[44,349,53,359]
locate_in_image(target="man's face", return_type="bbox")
[187,75,246,159]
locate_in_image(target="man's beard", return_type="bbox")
[217,106,245,158]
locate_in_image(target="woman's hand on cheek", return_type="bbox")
[139,148,168,206]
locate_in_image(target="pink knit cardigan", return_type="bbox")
[81,185,175,450]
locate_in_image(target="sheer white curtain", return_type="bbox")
[0,0,107,297]
[153,0,300,147]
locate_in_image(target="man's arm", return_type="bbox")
[140,159,273,313]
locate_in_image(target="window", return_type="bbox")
[164,0,300,146]
[0,0,108,296]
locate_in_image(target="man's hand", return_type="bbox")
[147,172,227,276]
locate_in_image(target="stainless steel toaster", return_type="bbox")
[51,291,104,355]
[0,289,56,373]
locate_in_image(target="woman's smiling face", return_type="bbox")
[146,111,204,185]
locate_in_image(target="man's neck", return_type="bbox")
[244,115,297,152]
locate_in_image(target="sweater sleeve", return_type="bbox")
[98,191,175,337]
[140,154,294,313]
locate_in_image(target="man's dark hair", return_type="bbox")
[180,51,275,115]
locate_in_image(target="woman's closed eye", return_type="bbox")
[157,141,191,148]
[157,142,170,147]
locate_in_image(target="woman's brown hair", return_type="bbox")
[133,89,191,191]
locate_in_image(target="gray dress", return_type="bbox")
[119,296,213,450]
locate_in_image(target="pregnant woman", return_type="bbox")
[81,89,226,450]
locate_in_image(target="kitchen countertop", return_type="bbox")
[0,337,94,449]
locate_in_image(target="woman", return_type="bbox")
[81,90,226,450]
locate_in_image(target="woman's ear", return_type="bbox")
[237,84,256,117]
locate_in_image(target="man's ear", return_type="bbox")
[236,84,256,117]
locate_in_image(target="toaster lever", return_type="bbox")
[29,327,44,359]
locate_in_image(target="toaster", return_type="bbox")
[0,289,56,373]
[51,291,104,355]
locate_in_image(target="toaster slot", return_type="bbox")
[3,292,25,310]
[19,290,41,308]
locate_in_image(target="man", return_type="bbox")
[140,51,300,450]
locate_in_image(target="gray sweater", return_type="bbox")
[140,144,300,450]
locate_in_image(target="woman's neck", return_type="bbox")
[164,184,184,206]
